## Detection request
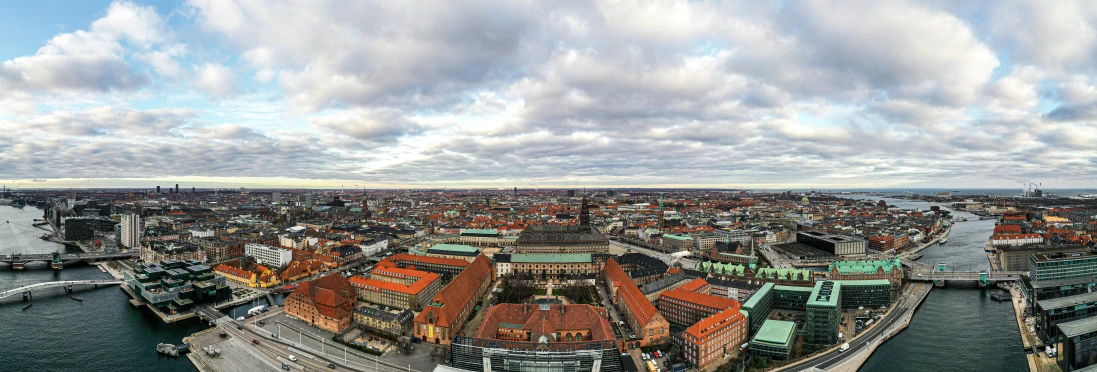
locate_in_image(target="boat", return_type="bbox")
[990,293,1011,302]
[156,343,180,357]
[939,238,948,245]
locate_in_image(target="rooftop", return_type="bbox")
[428,244,481,253]
[751,319,797,347]
[742,283,775,310]
[1058,315,1097,338]
[1038,291,1097,310]
[807,280,842,308]
[508,253,593,263]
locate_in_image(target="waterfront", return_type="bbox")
[852,196,1028,372]
[0,206,279,372]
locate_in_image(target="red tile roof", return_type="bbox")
[659,287,739,311]
[415,254,493,328]
[605,258,659,327]
[349,270,440,295]
[678,277,708,293]
[473,304,614,342]
[683,305,745,340]
[289,274,355,320]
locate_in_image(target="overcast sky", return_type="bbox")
[1,0,1096,190]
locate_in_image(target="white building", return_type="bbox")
[190,229,215,239]
[121,214,143,248]
[360,239,388,256]
[245,243,293,267]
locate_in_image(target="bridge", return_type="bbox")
[0,279,122,300]
[0,251,138,269]
[909,271,1024,281]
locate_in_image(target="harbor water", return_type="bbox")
[0,206,278,371]
[852,196,1028,372]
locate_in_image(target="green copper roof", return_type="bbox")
[837,279,891,287]
[807,281,842,308]
[751,320,797,347]
[773,285,813,293]
[828,257,903,275]
[756,267,813,281]
[509,253,592,263]
[742,283,774,310]
[662,234,692,241]
[429,244,480,253]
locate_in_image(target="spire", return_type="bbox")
[580,197,591,228]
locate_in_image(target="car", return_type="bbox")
[259,320,266,325]
[253,339,261,345]
[328,363,337,369]
[282,362,291,370]
[237,325,242,330]
[272,333,279,338]
[289,355,298,362]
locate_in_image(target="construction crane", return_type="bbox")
[529,183,539,191]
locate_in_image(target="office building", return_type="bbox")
[796,231,866,256]
[1058,316,1097,371]
[1035,291,1097,342]
[244,243,293,267]
[741,283,775,335]
[827,257,903,297]
[121,214,143,248]
[63,217,96,241]
[805,281,842,345]
[658,283,741,326]
[1029,252,1097,282]
[680,306,748,369]
[348,268,442,310]
[749,320,797,361]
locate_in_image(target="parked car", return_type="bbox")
[253,339,260,345]
[328,363,337,369]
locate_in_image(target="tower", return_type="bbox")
[175,184,179,194]
[658,195,665,229]
[579,197,591,228]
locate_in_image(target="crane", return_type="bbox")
[529,183,539,191]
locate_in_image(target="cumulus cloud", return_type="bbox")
[4,0,1097,187]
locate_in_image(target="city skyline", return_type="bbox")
[3,1,1097,188]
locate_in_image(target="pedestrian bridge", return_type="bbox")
[0,251,137,266]
[0,280,122,299]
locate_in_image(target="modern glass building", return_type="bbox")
[773,285,813,311]
[123,259,231,314]
[838,280,891,310]
[1029,252,1097,282]
[1036,291,1097,342]
[749,320,797,361]
[805,281,842,345]
[1059,316,1097,371]
[741,283,775,335]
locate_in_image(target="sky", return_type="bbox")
[1,0,1096,190]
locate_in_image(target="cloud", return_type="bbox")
[4,0,1097,187]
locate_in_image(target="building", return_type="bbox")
[838,280,891,310]
[749,320,797,361]
[707,277,763,303]
[1036,291,1097,342]
[1001,245,1088,272]
[121,214,143,248]
[348,268,442,310]
[449,303,622,372]
[214,262,280,288]
[657,283,741,326]
[457,229,504,247]
[680,306,748,370]
[796,231,866,256]
[741,283,775,335]
[244,243,293,267]
[805,281,842,345]
[991,234,1044,247]
[354,307,415,336]
[661,234,695,252]
[603,258,670,347]
[422,243,482,261]
[383,253,470,280]
[1029,252,1097,282]
[414,254,494,345]
[63,217,96,241]
[1058,316,1097,371]
[123,259,231,314]
[516,198,609,254]
[494,253,609,284]
[827,257,903,297]
[285,274,357,333]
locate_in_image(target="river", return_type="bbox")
[848,196,1028,372]
[0,206,277,372]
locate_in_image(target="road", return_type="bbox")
[207,309,420,372]
[784,283,931,371]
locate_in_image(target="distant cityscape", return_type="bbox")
[1,186,1095,371]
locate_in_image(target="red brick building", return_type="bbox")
[414,254,493,345]
[604,258,670,347]
[681,306,748,370]
[284,274,357,333]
